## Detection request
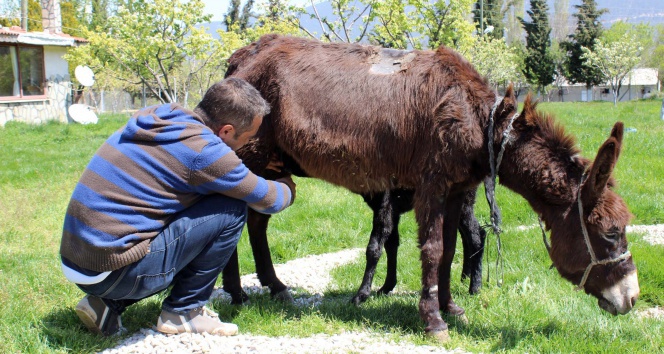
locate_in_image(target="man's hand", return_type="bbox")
[276,176,296,205]
[266,153,284,173]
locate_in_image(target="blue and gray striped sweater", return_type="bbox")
[60,104,292,272]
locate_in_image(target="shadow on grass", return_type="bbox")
[214,287,564,349]
[40,300,162,353]
[40,287,564,352]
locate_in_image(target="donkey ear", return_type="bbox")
[582,122,624,207]
[609,121,624,160]
[521,94,540,127]
[495,84,517,124]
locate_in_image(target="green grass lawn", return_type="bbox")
[0,99,662,353]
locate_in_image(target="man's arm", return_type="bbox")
[190,144,294,214]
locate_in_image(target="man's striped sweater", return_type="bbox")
[60,104,293,272]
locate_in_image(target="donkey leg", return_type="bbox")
[414,190,449,341]
[439,192,465,317]
[247,209,293,303]
[377,219,400,296]
[352,191,394,306]
[222,249,250,305]
[459,188,486,295]
[379,189,412,296]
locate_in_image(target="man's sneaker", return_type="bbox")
[156,306,238,336]
[75,295,126,336]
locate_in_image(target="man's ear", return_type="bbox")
[217,124,235,140]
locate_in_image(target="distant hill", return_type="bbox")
[560,0,664,26]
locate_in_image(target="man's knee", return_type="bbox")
[198,194,248,236]
[195,194,248,220]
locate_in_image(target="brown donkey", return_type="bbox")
[225,34,639,341]
[220,150,486,305]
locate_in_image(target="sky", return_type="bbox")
[202,0,313,22]
[202,0,228,22]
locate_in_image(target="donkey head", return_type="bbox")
[493,88,639,315]
[553,122,639,315]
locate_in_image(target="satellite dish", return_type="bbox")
[68,104,98,124]
[75,65,95,87]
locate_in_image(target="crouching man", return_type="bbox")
[60,78,295,336]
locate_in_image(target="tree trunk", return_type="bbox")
[660,98,664,120]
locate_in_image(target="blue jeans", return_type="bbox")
[78,194,247,315]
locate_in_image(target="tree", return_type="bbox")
[0,0,20,27]
[224,0,254,32]
[291,0,474,51]
[28,0,43,31]
[473,0,505,39]
[66,0,219,105]
[551,0,570,42]
[561,0,606,94]
[519,0,555,96]
[369,0,475,51]
[549,40,569,101]
[416,0,475,50]
[61,0,83,36]
[650,25,664,90]
[582,28,644,106]
[505,0,524,45]
[297,0,374,43]
[86,0,111,30]
[466,36,522,88]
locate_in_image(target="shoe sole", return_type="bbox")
[155,322,239,336]
[76,306,103,335]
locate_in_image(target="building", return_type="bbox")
[553,68,660,103]
[0,2,87,126]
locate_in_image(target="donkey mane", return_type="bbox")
[524,99,623,193]
[523,96,583,164]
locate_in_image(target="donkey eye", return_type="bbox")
[602,232,620,243]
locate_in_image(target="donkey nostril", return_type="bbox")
[631,297,637,307]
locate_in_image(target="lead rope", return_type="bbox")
[484,98,502,287]
[484,97,519,287]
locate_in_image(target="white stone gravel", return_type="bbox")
[99,225,664,354]
[100,248,465,354]
[100,329,467,354]
[210,248,364,307]
[627,224,664,245]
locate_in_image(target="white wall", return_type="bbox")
[44,45,69,79]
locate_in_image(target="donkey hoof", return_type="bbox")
[350,297,363,307]
[444,303,465,317]
[447,313,469,326]
[272,289,294,304]
[426,329,450,342]
[377,286,394,296]
[229,292,250,306]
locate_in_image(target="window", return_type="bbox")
[0,44,45,98]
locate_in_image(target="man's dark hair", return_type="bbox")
[195,78,270,134]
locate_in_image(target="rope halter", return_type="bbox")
[541,173,632,291]
[574,173,632,291]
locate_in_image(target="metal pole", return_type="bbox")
[21,0,28,30]
[480,0,484,36]
[142,82,146,108]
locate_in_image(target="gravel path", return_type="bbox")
[99,225,664,354]
[627,225,664,245]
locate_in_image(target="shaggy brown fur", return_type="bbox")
[225,34,637,338]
